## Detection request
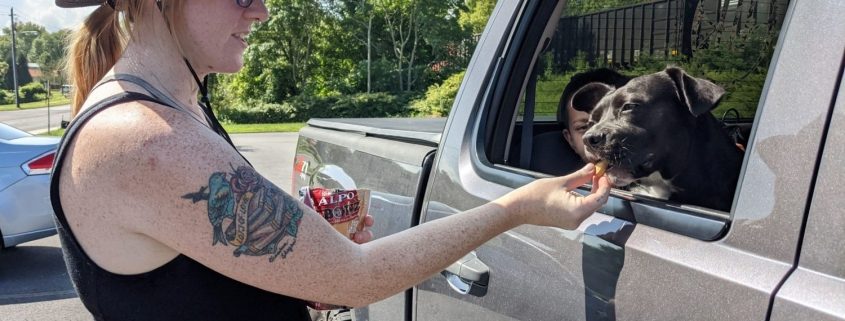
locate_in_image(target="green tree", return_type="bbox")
[373,0,463,92]
[30,29,70,84]
[332,0,378,93]
[411,70,464,116]
[251,0,327,95]
[3,22,47,59]
[564,0,650,16]
[4,54,33,91]
[215,0,473,112]
[458,0,496,35]
[372,0,419,91]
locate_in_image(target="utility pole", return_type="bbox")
[10,7,20,109]
[46,80,51,133]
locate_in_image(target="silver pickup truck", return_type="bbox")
[292,0,844,320]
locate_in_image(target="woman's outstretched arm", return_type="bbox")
[64,101,610,307]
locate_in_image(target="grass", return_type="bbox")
[42,122,306,137]
[518,74,572,117]
[45,129,65,136]
[0,90,71,111]
[221,122,306,133]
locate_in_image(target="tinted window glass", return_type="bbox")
[511,0,790,212]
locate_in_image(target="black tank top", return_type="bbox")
[50,92,309,321]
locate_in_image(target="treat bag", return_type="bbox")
[299,187,371,311]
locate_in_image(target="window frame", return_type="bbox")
[465,0,786,241]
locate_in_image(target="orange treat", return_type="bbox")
[595,160,608,178]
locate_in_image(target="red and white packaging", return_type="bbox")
[300,187,370,239]
[299,187,371,311]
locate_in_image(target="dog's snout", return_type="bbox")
[584,131,607,149]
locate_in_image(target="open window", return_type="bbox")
[481,0,791,240]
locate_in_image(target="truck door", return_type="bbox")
[770,58,845,320]
[414,0,844,320]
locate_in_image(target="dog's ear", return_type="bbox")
[571,82,614,113]
[665,67,726,117]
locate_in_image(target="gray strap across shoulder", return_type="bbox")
[93,73,184,112]
[91,73,239,155]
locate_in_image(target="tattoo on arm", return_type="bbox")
[182,165,304,262]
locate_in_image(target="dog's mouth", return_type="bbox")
[588,152,658,187]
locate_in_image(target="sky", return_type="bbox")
[0,0,95,32]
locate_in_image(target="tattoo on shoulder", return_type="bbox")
[182,165,304,262]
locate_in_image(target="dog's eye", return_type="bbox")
[621,103,638,113]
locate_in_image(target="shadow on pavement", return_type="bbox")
[0,245,78,305]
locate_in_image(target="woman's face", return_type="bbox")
[177,0,269,74]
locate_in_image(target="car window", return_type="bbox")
[487,0,791,236]
[0,123,32,140]
[526,0,788,119]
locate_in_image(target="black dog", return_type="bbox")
[571,67,743,211]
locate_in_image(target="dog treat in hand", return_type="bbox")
[595,160,609,178]
[299,187,371,311]
[300,187,370,239]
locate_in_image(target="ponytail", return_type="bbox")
[67,5,125,117]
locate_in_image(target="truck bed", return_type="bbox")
[295,118,445,321]
[307,118,447,146]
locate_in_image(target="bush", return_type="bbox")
[19,82,47,103]
[354,59,401,93]
[411,71,465,116]
[0,90,12,104]
[218,92,414,124]
[328,92,413,118]
[218,101,297,124]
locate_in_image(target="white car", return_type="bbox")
[0,122,59,250]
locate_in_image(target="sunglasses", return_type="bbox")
[236,0,256,8]
[154,0,257,9]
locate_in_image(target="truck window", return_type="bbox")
[486,0,791,237]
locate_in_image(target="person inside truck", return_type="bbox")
[50,0,612,320]
[531,68,630,176]
[558,68,631,165]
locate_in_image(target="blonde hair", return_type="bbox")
[66,1,183,117]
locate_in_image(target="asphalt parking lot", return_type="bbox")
[0,132,299,321]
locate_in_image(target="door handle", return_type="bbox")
[441,251,489,297]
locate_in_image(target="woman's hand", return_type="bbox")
[351,215,375,243]
[498,163,611,230]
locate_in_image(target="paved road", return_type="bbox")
[0,105,71,134]
[0,132,299,321]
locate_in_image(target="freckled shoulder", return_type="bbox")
[56,99,227,274]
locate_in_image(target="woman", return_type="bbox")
[51,0,612,320]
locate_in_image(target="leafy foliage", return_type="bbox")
[0,22,65,87]
[4,54,32,90]
[19,81,47,102]
[532,22,780,119]
[458,0,497,35]
[411,70,464,116]
[213,0,779,123]
[30,29,71,84]
[219,92,414,123]
[564,0,652,16]
[213,0,471,122]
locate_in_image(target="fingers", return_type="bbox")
[578,176,611,214]
[563,163,596,190]
[352,215,375,244]
[352,230,373,244]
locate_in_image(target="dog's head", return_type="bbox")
[571,67,725,187]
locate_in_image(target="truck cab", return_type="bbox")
[294,0,845,320]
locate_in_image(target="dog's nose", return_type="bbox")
[584,132,606,148]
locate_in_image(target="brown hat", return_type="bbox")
[55,0,109,8]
